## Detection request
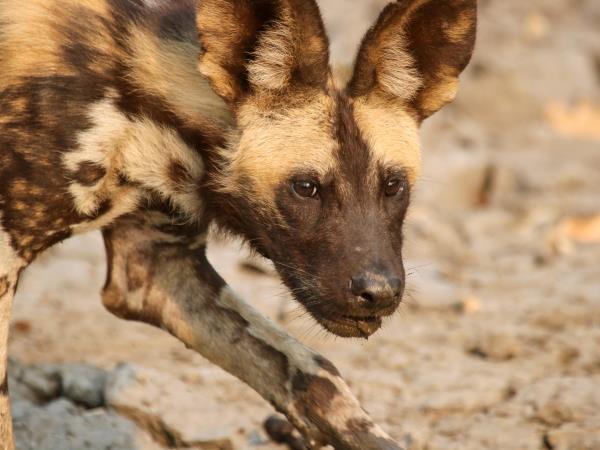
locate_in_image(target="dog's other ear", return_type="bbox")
[197,0,330,106]
[348,0,477,121]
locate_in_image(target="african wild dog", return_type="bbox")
[0,0,477,448]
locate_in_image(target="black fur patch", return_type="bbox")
[169,161,192,191]
[0,72,104,259]
[74,161,107,186]
[334,93,372,198]
[313,354,340,377]
[155,0,197,42]
[0,372,7,395]
[0,276,10,298]
[292,371,339,406]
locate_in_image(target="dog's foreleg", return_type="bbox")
[0,276,15,450]
[1,225,24,450]
[101,213,403,450]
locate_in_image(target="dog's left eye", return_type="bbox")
[292,180,318,198]
[384,178,405,197]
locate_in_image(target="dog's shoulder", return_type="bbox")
[0,0,230,261]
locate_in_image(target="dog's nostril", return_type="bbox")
[350,274,402,308]
[360,292,375,303]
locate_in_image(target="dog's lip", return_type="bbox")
[315,313,383,339]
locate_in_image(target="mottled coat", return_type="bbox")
[0,0,476,448]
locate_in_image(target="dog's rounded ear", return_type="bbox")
[197,0,330,106]
[347,0,477,122]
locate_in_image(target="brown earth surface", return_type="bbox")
[9,0,600,449]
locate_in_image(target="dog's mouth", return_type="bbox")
[313,313,383,339]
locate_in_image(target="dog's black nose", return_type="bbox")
[350,273,402,310]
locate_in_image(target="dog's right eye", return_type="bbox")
[292,180,318,198]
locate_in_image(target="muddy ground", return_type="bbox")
[9,0,600,449]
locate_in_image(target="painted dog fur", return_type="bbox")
[0,0,477,448]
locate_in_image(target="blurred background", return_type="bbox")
[9,1,600,449]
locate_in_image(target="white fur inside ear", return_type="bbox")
[377,34,423,100]
[247,21,295,91]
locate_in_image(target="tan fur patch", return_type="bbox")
[0,1,69,85]
[247,8,328,92]
[65,93,134,217]
[66,92,207,230]
[248,21,296,90]
[70,190,141,235]
[0,0,116,88]
[377,34,423,100]
[126,26,232,128]
[0,215,24,275]
[119,116,206,219]
[352,95,421,183]
[196,0,251,103]
[219,92,338,203]
[1,215,24,450]
[418,66,461,117]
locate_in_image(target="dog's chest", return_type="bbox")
[65,91,208,231]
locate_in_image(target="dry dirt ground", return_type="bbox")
[8,0,600,449]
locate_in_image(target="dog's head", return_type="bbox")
[201,0,477,338]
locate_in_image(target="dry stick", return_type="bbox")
[101,213,404,450]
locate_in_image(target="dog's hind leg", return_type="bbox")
[0,225,25,450]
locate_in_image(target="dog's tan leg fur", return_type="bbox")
[0,283,15,450]
[1,221,25,450]
[101,211,402,450]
